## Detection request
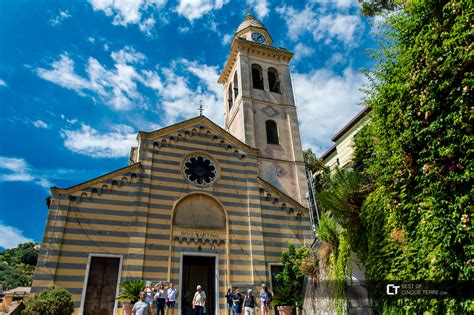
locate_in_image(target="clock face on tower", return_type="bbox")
[251,32,266,44]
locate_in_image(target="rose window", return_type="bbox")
[183,155,217,186]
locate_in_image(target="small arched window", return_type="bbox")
[251,64,264,90]
[233,71,239,99]
[268,67,280,93]
[228,82,233,110]
[266,120,279,144]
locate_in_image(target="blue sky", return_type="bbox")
[0,0,377,249]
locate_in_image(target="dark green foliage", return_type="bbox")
[303,148,330,191]
[317,169,370,249]
[353,123,377,178]
[357,0,473,312]
[303,148,326,174]
[0,242,38,288]
[22,287,74,315]
[360,0,405,17]
[316,212,338,247]
[116,280,146,304]
[272,244,308,308]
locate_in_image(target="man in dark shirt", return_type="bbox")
[232,288,244,314]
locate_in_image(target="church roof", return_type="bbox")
[236,12,266,33]
[138,115,259,156]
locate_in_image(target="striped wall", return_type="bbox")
[32,120,310,314]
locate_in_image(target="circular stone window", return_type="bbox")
[183,155,217,186]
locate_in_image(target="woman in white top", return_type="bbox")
[154,283,167,315]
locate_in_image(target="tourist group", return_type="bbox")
[131,282,273,315]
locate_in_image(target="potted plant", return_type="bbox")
[271,284,296,315]
[117,280,146,315]
[271,244,307,315]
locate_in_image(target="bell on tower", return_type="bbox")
[218,12,308,204]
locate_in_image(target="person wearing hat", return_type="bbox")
[242,289,259,315]
[260,284,272,315]
[192,285,206,315]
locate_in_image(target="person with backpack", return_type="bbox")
[260,284,272,315]
[242,289,259,315]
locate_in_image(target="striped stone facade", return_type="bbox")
[31,117,311,314]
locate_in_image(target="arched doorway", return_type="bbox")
[170,193,228,315]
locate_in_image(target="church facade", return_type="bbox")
[32,13,311,315]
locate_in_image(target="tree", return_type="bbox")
[0,242,39,288]
[303,149,326,175]
[360,0,406,17]
[303,148,329,191]
[22,287,74,315]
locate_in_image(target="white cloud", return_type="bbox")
[61,124,137,158]
[293,43,315,62]
[276,3,364,47]
[276,5,315,40]
[36,49,223,126]
[33,120,48,128]
[88,0,166,35]
[335,0,353,9]
[49,10,71,26]
[293,67,367,154]
[222,33,232,45]
[315,14,362,45]
[0,222,34,249]
[60,114,78,124]
[246,0,269,19]
[0,156,52,189]
[156,59,223,125]
[36,47,147,110]
[0,157,34,182]
[139,17,156,35]
[176,0,229,21]
[0,79,6,87]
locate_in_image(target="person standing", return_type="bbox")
[144,282,154,308]
[260,284,272,315]
[192,285,206,315]
[232,289,244,315]
[166,282,178,315]
[132,292,152,315]
[154,283,167,315]
[225,288,235,315]
[242,289,259,315]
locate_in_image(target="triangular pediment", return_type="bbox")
[258,177,308,215]
[51,162,142,195]
[138,115,259,156]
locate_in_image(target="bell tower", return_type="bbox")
[218,13,307,204]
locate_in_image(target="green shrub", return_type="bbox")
[22,287,74,315]
[272,244,307,309]
[116,280,146,304]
